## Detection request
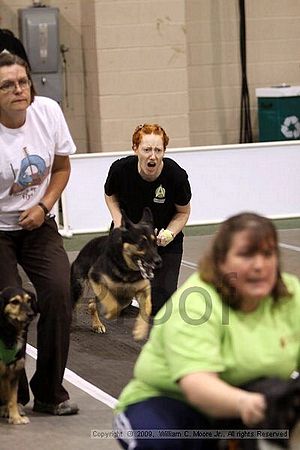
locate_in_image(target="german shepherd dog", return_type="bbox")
[0,287,37,425]
[71,208,161,340]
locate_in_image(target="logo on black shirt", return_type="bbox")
[153,185,165,204]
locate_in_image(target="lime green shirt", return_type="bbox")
[116,272,300,413]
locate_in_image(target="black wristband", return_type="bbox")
[38,202,49,216]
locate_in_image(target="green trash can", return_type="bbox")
[256,85,300,141]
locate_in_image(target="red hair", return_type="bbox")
[132,123,169,150]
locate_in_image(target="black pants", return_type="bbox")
[0,218,72,405]
[151,242,183,316]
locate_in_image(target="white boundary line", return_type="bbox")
[26,344,117,409]
[181,259,198,270]
[279,243,300,252]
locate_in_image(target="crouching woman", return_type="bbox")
[113,212,300,450]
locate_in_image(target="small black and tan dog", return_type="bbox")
[0,287,37,425]
[71,207,161,340]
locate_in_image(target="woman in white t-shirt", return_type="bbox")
[0,52,78,416]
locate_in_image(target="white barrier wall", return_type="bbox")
[62,141,300,234]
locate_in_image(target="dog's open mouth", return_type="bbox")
[137,259,155,280]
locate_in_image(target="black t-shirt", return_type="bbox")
[104,156,192,246]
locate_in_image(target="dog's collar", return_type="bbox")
[0,339,18,365]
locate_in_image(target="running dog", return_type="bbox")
[71,208,161,340]
[0,287,37,425]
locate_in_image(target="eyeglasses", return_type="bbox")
[0,78,31,93]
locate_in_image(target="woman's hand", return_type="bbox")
[237,392,267,427]
[156,228,174,246]
[18,205,46,230]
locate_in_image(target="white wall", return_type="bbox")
[61,141,300,235]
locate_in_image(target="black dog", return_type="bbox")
[0,287,37,424]
[217,374,300,450]
[71,207,161,340]
[243,375,300,449]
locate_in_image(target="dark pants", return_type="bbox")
[0,218,72,405]
[114,397,217,450]
[151,242,183,315]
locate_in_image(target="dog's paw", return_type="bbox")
[2,404,26,418]
[104,311,118,320]
[133,320,149,341]
[92,323,106,334]
[8,415,30,425]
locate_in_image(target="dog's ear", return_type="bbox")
[121,209,134,230]
[0,287,13,316]
[24,290,38,315]
[111,227,124,243]
[140,207,153,224]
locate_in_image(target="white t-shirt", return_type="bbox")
[0,96,76,230]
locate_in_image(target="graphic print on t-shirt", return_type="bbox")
[153,184,166,204]
[9,146,50,196]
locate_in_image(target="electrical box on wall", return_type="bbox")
[18,6,62,103]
